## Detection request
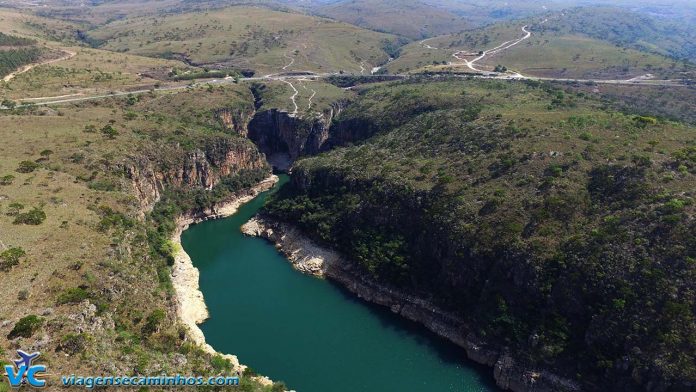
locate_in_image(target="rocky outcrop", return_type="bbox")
[214,107,255,136]
[246,102,347,168]
[242,216,581,392]
[123,138,267,211]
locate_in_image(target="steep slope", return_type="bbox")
[262,78,696,392]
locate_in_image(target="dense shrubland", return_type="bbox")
[265,78,696,391]
[0,47,43,77]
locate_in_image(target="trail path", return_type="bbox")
[453,25,532,72]
[282,52,295,71]
[282,80,299,116]
[301,81,316,111]
[3,49,76,82]
[420,37,439,50]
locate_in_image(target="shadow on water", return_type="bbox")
[327,279,498,389]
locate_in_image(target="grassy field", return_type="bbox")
[0,8,83,44]
[86,6,396,75]
[252,79,352,116]
[1,45,193,100]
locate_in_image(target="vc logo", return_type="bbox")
[3,350,47,388]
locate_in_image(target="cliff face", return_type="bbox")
[242,217,581,392]
[214,107,255,136]
[246,102,352,167]
[123,137,268,210]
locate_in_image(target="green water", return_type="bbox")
[181,175,497,392]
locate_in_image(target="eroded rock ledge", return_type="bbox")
[242,216,581,392]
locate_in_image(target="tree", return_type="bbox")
[0,246,26,270]
[16,160,39,173]
[1,99,16,110]
[101,124,118,139]
[39,149,54,160]
[0,174,14,185]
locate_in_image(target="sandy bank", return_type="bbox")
[170,175,278,382]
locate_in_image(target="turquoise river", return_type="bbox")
[181,175,498,392]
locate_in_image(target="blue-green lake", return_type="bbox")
[181,175,497,392]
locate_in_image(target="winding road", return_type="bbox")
[2,49,76,82]
[1,19,692,111]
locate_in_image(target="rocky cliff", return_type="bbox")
[214,107,255,136]
[246,102,352,169]
[123,136,268,210]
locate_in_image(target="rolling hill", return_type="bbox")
[85,5,397,75]
[539,6,696,63]
[387,13,695,80]
[315,0,470,39]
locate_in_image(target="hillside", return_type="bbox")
[539,6,696,63]
[315,0,469,39]
[85,6,397,75]
[263,78,696,391]
[387,14,695,80]
[0,79,284,391]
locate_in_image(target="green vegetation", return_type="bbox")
[15,160,40,173]
[86,6,395,74]
[13,207,47,225]
[265,78,696,390]
[0,32,35,47]
[0,175,14,185]
[56,287,90,305]
[0,247,26,270]
[316,0,469,39]
[0,48,43,78]
[8,315,43,339]
[543,6,696,62]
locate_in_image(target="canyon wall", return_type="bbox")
[122,136,268,210]
[242,217,581,392]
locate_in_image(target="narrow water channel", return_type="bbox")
[181,175,497,392]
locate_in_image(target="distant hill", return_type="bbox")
[386,8,696,80]
[540,6,696,63]
[85,5,397,74]
[315,0,469,39]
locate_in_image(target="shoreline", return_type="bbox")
[241,216,581,392]
[170,175,278,383]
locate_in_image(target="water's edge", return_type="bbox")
[170,175,279,386]
[241,216,581,392]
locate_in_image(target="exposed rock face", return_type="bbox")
[242,216,581,392]
[123,138,267,210]
[214,107,255,136]
[246,102,347,166]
